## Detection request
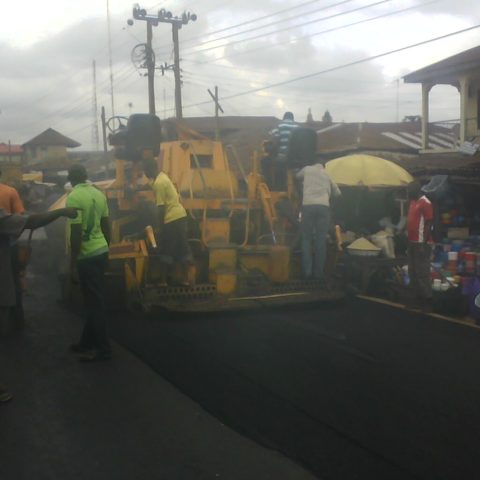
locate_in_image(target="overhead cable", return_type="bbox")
[182,0,395,56]
[179,24,480,112]
[193,0,440,65]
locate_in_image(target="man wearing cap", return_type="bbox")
[0,206,78,402]
[406,181,434,312]
[66,164,111,362]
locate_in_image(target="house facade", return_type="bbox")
[403,45,480,152]
[22,128,80,166]
[0,143,24,165]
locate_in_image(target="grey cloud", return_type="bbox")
[0,0,472,148]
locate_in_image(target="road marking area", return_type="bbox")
[357,295,480,330]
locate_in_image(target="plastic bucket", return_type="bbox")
[465,252,476,274]
[448,251,458,261]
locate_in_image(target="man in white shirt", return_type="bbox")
[296,160,341,280]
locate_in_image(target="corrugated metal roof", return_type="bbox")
[317,122,457,154]
[23,128,81,148]
[0,143,23,154]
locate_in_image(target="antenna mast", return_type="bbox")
[106,0,115,117]
[92,60,100,151]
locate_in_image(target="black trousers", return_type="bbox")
[77,253,110,354]
[408,242,432,301]
[10,245,24,330]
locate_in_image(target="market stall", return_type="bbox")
[423,175,480,319]
[326,154,413,294]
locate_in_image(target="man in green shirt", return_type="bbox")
[66,164,111,362]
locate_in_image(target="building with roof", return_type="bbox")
[0,142,24,165]
[163,111,477,183]
[316,121,457,158]
[22,128,81,167]
[403,45,480,152]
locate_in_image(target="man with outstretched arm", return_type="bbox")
[0,168,26,330]
[0,206,78,402]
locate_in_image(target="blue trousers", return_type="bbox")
[301,205,330,279]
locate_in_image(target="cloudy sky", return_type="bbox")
[0,0,479,150]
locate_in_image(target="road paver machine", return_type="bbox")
[105,114,342,311]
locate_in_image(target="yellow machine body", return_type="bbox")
[76,124,344,312]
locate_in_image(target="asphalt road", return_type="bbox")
[0,274,318,480]
[3,267,480,480]
[111,298,480,480]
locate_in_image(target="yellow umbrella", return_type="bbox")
[325,154,414,187]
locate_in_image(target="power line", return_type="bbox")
[181,0,395,57]
[18,64,137,133]
[3,23,136,112]
[106,0,116,117]
[181,0,324,44]
[178,23,480,112]
[155,0,363,59]
[191,0,441,65]
[163,0,354,53]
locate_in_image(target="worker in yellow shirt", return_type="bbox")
[143,159,192,286]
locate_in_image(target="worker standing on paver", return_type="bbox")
[143,159,192,286]
[296,158,341,281]
[0,206,78,402]
[406,181,434,312]
[270,112,299,190]
[0,169,26,330]
[66,164,112,362]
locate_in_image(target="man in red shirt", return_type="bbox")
[406,181,434,311]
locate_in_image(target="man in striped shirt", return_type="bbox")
[406,181,434,312]
[269,112,299,190]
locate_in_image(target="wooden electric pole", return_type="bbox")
[101,106,109,179]
[146,21,155,114]
[208,86,224,140]
[130,6,197,120]
[172,23,182,119]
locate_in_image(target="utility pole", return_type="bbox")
[106,0,115,117]
[208,86,224,140]
[129,5,197,120]
[172,23,182,119]
[146,21,155,114]
[163,88,167,119]
[92,60,100,151]
[101,106,109,179]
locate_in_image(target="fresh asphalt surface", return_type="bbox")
[2,271,480,480]
[111,299,480,480]
[0,274,317,480]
